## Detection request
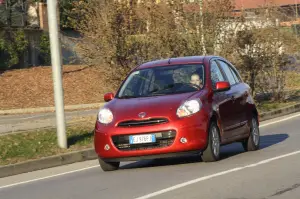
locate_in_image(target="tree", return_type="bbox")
[0,29,28,70]
[70,0,300,99]
[59,0,81,29]
[229,5,300,100]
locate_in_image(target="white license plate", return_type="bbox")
[129,134,156,144]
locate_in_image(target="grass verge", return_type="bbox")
[257,101,298,113]
[256,88,300,113]
[0,125,94,166]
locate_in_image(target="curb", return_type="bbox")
[0,149,97,178]
[259,103,300,122]
[0,103,105,115]
[1,103,300,178]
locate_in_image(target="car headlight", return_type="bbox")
[176,99,202,118]
[98,108,113,124]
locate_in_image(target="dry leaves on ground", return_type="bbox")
[0,65,115,110]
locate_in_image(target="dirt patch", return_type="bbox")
[0,65,114,110]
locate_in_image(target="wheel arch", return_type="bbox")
[208,111,222,136]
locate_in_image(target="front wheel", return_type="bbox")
[242,117,260,151]
[201,122,221,162]
[98,157,120,171]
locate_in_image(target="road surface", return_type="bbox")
[0,109,98,134]
[0,112,300,199]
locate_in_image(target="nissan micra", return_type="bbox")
[94,56,260,171]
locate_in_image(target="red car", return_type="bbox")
[94,56,260,171]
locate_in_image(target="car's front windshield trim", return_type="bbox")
[116,64,205,99]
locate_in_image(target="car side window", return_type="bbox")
[229,66,242,83]
[218,60,237,86]
[229,67,239,83]
[210,60,225,89]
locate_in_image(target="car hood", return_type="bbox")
[105,92,200,121]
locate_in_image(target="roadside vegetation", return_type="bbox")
[71,0,300,102]
[0,29,28,71]
[0,123,95,166]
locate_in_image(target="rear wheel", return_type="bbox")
[242,116,260,151]
[201,122,221,162]
[98,157,120,171]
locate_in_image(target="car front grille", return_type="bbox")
[117,118,168,127]
[112,130,176,151]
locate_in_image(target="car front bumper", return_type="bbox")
[94,113,209,161]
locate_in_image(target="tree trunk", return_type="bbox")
[199,0,206,55]
[250,71,256,97]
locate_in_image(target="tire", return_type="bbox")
[98,157,120,171]
[242,116,260,151]
[201,121,221,162]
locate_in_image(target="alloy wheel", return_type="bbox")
[252,118,260,146]
[212,126,220,157]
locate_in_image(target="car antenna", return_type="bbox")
[168,58,171,64]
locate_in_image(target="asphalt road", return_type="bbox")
[0,109,98,134]
[0,112,300,199]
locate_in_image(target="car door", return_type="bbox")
[217,59,245,137]
[226,61,249,128]
[210,60,236,140]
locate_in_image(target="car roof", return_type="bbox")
[136,55,218,70]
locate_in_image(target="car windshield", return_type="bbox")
[117,64,205,99]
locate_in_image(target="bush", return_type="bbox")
[0,29,28,71]
[39,33,51,65]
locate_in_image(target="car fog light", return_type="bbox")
[104,144,110,151]
[180,137,188,144]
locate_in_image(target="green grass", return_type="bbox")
[256,89,300,113]
[0,125,94,166]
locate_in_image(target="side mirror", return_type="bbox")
[104,92,114,102]
[215,81,231,92]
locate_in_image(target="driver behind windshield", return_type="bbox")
[190,73,203,88]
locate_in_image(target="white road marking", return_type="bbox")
[135,150,300,199]
[0,113,299,191]
[0,165,99,190]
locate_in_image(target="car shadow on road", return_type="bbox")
[260,133,289,149]
[221,133,289,160]
[120,133,289,170]
[120,154,202,170]
[220,133,289,159]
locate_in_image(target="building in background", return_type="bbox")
[0,0,78,69]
